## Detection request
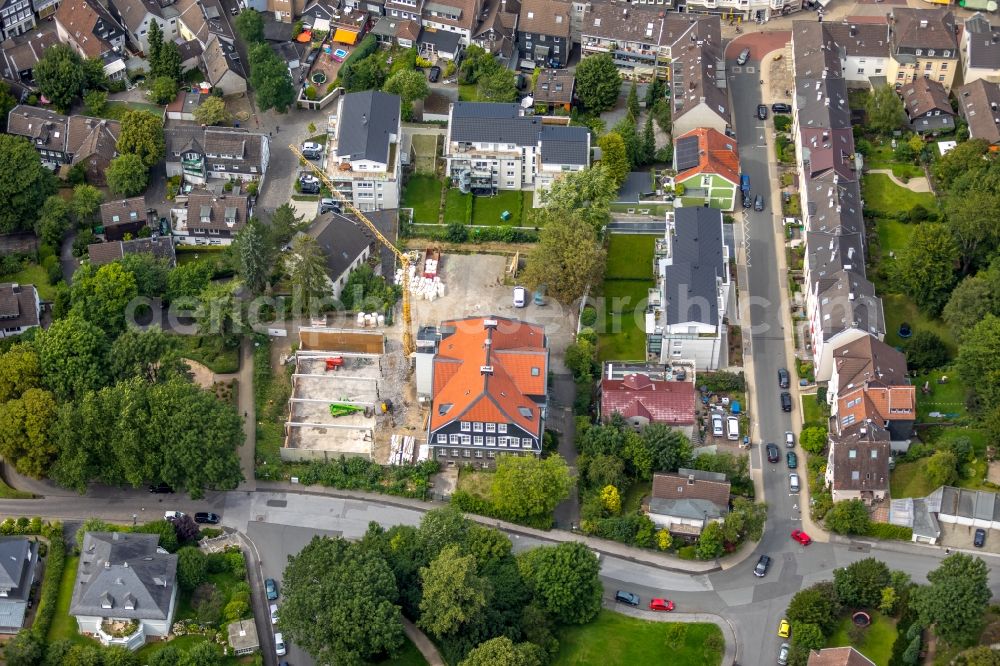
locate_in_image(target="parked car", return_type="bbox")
[513,285,526,308]
[781,391,792,412]
[766,443,779,463]
[778,618,790,638]
[789,473,800,493]
[791,529,812,546]
[771,103,792,114]
[265,578,279,601]
[301,141,323,154]
[757,104,768,120]
[726,415,739,440]
[163,511,185,521]
[300,181,320,194]
[428,65,441,82]
[274,632,286,656]
[736,47,751,65]
[305,49,319,65]
[149,483,173,494]
[754,194,765,211]
[742,190,753,208]
[614,590,640,606]
[649,598,675,612]
[194,512,220,524]
[778,368,790,388]
[754,554,771,577]
[319,198,341,214]
[786,451,798,469]
[712,413,725,437]
[785,431,795,447]
[975,528,987,548]
[270,603,279,625]
[778,642,790,665]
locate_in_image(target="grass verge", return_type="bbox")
[0,477,34,499]
[46,555,90,645]
[555,611,724,665]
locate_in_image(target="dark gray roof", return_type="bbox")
[336,91,401,164]
[0,538,31,597]
[0,283,39,329]
[815,269,885,339]
[450,102,541,146]
[418,26,462,52]
[648,497,726,521]
[806,230,865,288]
[88,237,177,267]
[366,208,399,277]
[675,134,699,171]
[958,79,1000,145]
[677,467,728,483]
[663,207,726,327]
[70,532,176,621]
[308,211,376,280]
[804,174,863,235]
[538,125,589,166]
[795,75,852,131]
[965,14,1000,70]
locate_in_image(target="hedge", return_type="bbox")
[865,523,913,541]
[402,221,539,244]
[293,457,438,499]
[450,490,553,530]
[32,522,66,640]
[337,34,378,85]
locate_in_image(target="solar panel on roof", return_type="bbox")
[675,135,700,171]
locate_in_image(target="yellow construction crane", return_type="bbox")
[288,144,415,356]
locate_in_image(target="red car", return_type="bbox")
[649,598,675,612]
[791,529,812,546]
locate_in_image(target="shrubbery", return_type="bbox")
[32,522,65,641]
[294,457,439,499]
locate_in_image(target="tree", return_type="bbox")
[583,454,626,492]
[107,153,150,196]
[522,211,605,303]
[643,423,692,472]
[268,203,307,247]
[944,268,1000,342]
[944,171,1000,274]
[284,234,331,315]
[383,70,429,121]
[36,315,108,401]
[176,546,207,590]
[3,630,44,666]
[0,344,41,404]
[280,536,404,663]
[147,20,163,73]
[641,115,655,166]
[575,54,621,113]
[155,42,183,83]
[173,513,201,543]
[178,641,223,666]
[613,114,640,169]
[597,132,629,187]
[800,426,827,454]
[0,135,56,233]
[599,485,621,515]
[957,315,1000,406]
[721,498,767,543]
[193,96,230,126]
[118,110,165,168]
[913,553,991,647]
[35,194,71,248]
[196,280,243,337]
[956,647,1000,666]
[518,542,602,625]
[933,139,991,190]
[134,519,180,552]
[696,521,724,559]
[419,544,490,637]
[478,69,517,103]
[34,44,89,112]
[791,622,825,653]
[563,336,596,378]
[70,184,104,226]
[70,262,139,336]
[880,586,899,616]
[235,9,264,43]
[626,79,640,120]
[490,455,571,523]
[149,76,178,104]
[905,331,951,373]
[459,637,545,666]
[248,44,295,113]
[537,165,618,230]
[865,84,907,136]
[166,261,213,302]
[344,54,387,92]
[83,89,108,116]
[833,558,891,609]
[786,581,841,634]
[235,218,273,295]
[924,449,958,487]
[825,499,871,535]
[0,388,59,478]
[892,222,959,316]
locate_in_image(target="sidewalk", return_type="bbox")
[401,618,445,666]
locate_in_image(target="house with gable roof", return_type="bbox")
[647,469,731,538]
[419,316,548,467]
[599,372,696,437]
[0,537,38,632]
[0,283,40,338]
[164,126,269,185]
[673,127,739,211]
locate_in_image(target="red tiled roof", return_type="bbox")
[430,316,547,436]
[675,127,739,186]
[809,647,877,666]
[599,374,696,426]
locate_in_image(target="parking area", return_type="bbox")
[938,522,1000,554]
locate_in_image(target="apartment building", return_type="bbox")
[164,126,269,185]
[962,13,1000,85]
[887,8,959,91]
[54,0,128,81]
[326,91,402,212]
[517,0,571,67]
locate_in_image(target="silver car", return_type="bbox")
[778,642,790,665]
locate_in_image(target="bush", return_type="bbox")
[700,371,745,393]
[176,547,207,590]
[223,599,250,622]
[296,458,439,500]
[580,307,597,327]
[337,34,378,84]
[206,552,228,574]
[225,550,247,579]
[191,583,223,625]
[450,490,553,530]
[677,545,697,560]
[774,115,792,132]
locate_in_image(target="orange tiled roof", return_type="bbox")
[675,127,739,186]
[837,385,915,427]
[430,316,547,435]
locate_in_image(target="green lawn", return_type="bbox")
[47,556,92,645]
[174,248,234,279]
[801,393,827,428]
[375,639,429,665]
[913,368,968,421]
[0,477,33,499]
[605,234,657,280]
[458,84,480,101]
[457,467,493,499]
[598,279,650,362]
[443,188,472,225]
[556,611,724,665]
[254,339,292,475]
[892,427,988,497]
[890,460,939,499]
[881,293,957,355]
[864,143,925,179]
[609,203,673,216]
[825,612,898,666]
[876,218,915,257]
[0,263,56,300]
[103,101,166,121]
[173,334,240,374]
[622,481,651,513]
[402,175,444,224]
[862,173,936,215]
[471,190,524,226]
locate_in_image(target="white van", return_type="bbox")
[726,416,739,440]
[513,286,526,308]
[711,413,724,437]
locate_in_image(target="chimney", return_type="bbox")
[123,561,128,568]
[920,19,928,28]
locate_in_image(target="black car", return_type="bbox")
[757,104,768,120]
[754,194,764,212]
[428,65,441,82]
[195,512,220,524]
[742,191,752,208]
[781,391,793,412]
[766,443,779,463]
[975,528,987,548]
[149,483,174,494]
[778,368,790,389]
[754,554,772,577]
[305,49,319,65]
[771,103,792,114]
[300,181,320,194]
[614,590,640,606]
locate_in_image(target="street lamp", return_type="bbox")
[132,514,137,527]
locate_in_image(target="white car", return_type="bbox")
[301,141,323,153]
[711,413,724,437]
[726,415,739,440]
[163,511,185,521]
[785,431,795,448]
[789,473,800,493]
[513,286,526,308]
[274,632,286,656]
[270,603,278,625]
[299,173,319,185]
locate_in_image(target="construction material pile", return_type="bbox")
[388,435,416,465]
[394,263,446,301]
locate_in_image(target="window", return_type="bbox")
[486,423,496,433]
[449,434,459,444]
[213,164,226,171]
[451,449,459,457]
[871,449,878,458]
[475,450,483,458]
[531,367,540,376]
[460,422,471,432]
[928,49,935,57]
[523,438,532,448]
[858,68,865,74]
[940,62,947,70]
[851,471,860,481]
[498,424,507,434]
[487,451,496,459]
[673,340,683,347]
[897,72,905,79]
[925,62,933,70]
[848,449,857,459]
[672,349,682,357]
[874,68,882,74]
[915,49,922,56]
[463,449,471,457]
[474,435,483,445]
[938,75,945,82]
[461,435,471,445]
[842,414,856,426]
[473,422,483,432]
[486,436,496,446]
